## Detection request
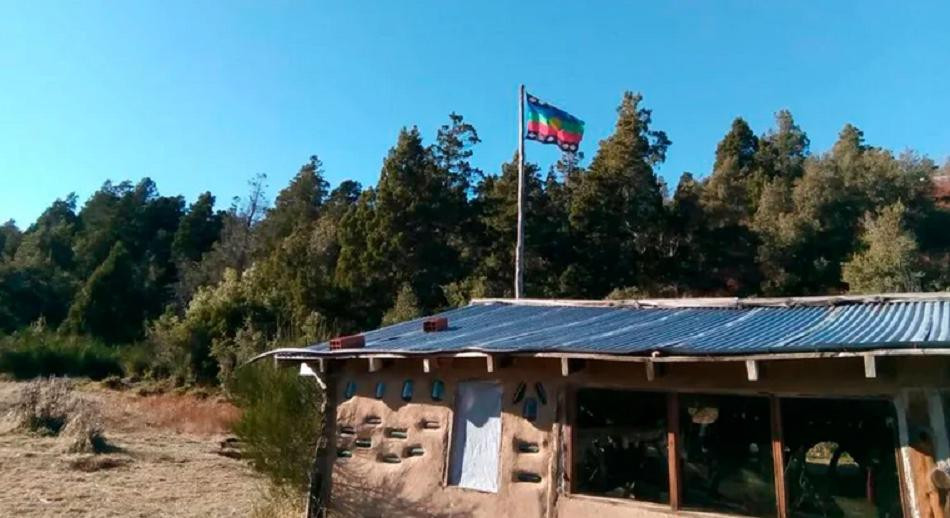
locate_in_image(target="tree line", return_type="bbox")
[1,92,948,385]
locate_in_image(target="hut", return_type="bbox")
[266,294,950,518]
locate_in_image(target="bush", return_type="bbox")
[10,376,75,434]
[0,330,123,380]
[8,377,110,453]
[228,362,323,492]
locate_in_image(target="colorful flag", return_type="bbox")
[524,93,584,153]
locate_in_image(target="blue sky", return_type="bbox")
[2,1,948,226]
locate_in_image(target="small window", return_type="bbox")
[448,381,503,493]
[573,389,669,503]
[680,394,775,516]
[781,398,902,518]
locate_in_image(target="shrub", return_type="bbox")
[8,377,110,453]
[0,330,123,380]
[10,376,75,434]
[60,402,108,453]
[228,362,323,492]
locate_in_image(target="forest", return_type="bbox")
[1,92,948,386]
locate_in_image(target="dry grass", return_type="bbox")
[0,379,261,517]
[250,488,308,518]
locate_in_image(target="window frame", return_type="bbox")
[563,386,906,518]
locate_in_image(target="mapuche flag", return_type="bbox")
[524,93,584,153]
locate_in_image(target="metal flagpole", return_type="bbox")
[515,84,526,299]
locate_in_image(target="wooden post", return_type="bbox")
[563,386,575,494]
[514,84,526,298]
[368,357,383,373]
[746,360,760,381]
[667,392,682,511]
[770,396,788,518]
[864,354,878,378]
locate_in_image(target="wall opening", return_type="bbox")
[448,381,502,493]
[781,398,902,518]
[679,393,775,516]
[573,388,669,503]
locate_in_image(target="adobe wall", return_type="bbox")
[322,356,950,518]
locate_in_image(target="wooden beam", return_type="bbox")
[866,355,878,378]
[667,393,682,511]
[422,358,440,373]
[486,355,495,373]
[770,396,788,518]
[746,360,760,381]
[560,358,585,376]
[368,357,383,373]
[646,361,657,381]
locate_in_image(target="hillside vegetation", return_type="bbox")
[0,94,948,387]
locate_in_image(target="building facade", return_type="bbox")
[269,295,950,518]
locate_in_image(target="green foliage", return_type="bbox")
[228,362,323,491]
[566,92,670,297]
[63,242,145,343]
[843,202,924,293]
[172,191,223,263]
[0,98,948,393]
[0,329,123,380]
[382,283,422,325]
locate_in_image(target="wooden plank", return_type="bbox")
[667,392,682,511]
[422,358,439,373]
[866,354,879,378]
[560,358,585,376]
[563,386,575,494]
[368,357,383,373]
[486,355,495,373]
[746,360,760,381]
[770,396,788,518]
[646,361,656,381]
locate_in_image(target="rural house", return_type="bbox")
[267,293,950,518]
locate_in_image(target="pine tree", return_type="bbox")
[173,192,223,263]
[565,92,670,297]
[336,128,462,324]
[258,156,329,250]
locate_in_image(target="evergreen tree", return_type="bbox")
[0,220,21,261]
[382,283,422,325]
[565,92,670,297]
[843,202,923,293]
[63,242,145,343]
[173,192,223,263]
[336,128,461,323]
[258,156,329,249]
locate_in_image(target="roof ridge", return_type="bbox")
[471,293,950,309]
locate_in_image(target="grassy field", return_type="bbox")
[0,379,264,517]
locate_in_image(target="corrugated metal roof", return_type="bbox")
[290,296,950,358]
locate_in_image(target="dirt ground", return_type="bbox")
[0,379,264,517]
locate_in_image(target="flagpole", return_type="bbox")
[515,84,526,299]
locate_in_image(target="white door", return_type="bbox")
[448,381,503,493]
